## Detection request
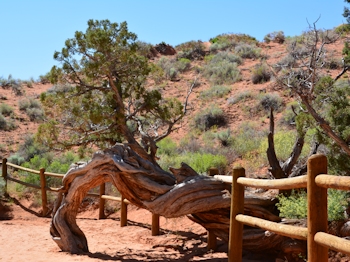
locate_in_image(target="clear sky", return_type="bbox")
[0,0,347,80]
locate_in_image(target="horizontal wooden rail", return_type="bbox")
[43,171,64,178]
[315,232,350,256]
[7,162,41,174]
[7,175,41,190]
[235,214,308,240]
[215,174,307,189]
[100,195,130,204]
[315,174,350,190]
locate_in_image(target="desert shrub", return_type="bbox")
[19,98,41,110]
[235,43,261,59]
[210,51,242,65]
[8,153,25,165]
[264,31,285,44]
[324,58,342,70]
[26,108,44,121]
[157,57,191,80]
[251,64,271,84]
[231,122,266,158]
[209,33,258,53]
[0,75,24,95]
[334,24,350,35]
[193,105,226,131]
[12,135,48,162]
[203,53,241,85]
[258,129,310,161]
[38,72,51,84]
[0,103,14,116]
[135,41,153,58]
[277,189,348,221]
[149,64,165,84]
[256,93,283,112]
[178,134,201,153]
[175,40,206,60]
[274,54,297,73]
[199,85,231,100]
[280,101,302,126]
[157,137,177,156]
[157,151,227,175]
[0,114,16,131]
[216,128,233,146]
[227,91,254,105]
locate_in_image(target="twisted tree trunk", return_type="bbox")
[50,143,301,255]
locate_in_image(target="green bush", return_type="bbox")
[157,151,227,175]
[0,114,16,131]
[209,33,258,52]
[274,54,296,73]
[157,57,191,80]
[199,85,231,100]
[264,31,285,44]
[26,108,44,121]
[256,93,283,112]
[193,105,226,131]
[251,64,271,84]
[175,40,206,60]
[231,122,266,158]
[157,137,177,156]
[210,51,242,65]
[204,58,241,85]
[235,43,261,59]
[216,129,233,147]
[227,91,254,105]
[277,189,348,221]
[0,103,14,116]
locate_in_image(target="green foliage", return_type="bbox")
[258,129,310,161]
[276,190,308,219]
[203,52,241,85]
[0,114,16,131]
[175,40,206,60]
[39,19,184,156]
[199,85,231,100]
[193,104,226,131]
[216,128,233,147]
[312,77,350,175]
[18,98,44,121]
[231,122,266,158]
[264,31,285,44]
[343,42,350,65]
[157,57,190,80]
[280,101,301,126]
[209,33,258,52]
[256,93,283,112]
[274,54,296,73]
[0,75,24,96]
[234,43,261,59]
[157,151,227,175]
[277,189,348,221]
[227,91,254,105]
[156,137,177,156]
[251,64,271,84]
[0,103,14,116]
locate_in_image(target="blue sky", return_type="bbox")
[0,0,347,80]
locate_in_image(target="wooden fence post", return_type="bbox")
[228,167,245,262]
[1,158,8,197]
[39,168,48,216]
[99,183,106,219]
[151,213,160,236]
[307,154,328,262]
[120,195,128,227]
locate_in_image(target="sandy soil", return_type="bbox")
[0,199,277,262]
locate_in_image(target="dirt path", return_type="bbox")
[0,199,279,262]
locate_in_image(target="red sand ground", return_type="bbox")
[0,199,277,262]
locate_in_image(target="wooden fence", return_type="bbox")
[215,154,350,262]
[0,158,160,235]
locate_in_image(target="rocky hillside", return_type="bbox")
[0,29,347,175]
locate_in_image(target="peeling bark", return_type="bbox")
[50,143,304,255]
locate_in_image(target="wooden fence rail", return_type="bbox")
[216,154,350,262]
[0,158,159,235]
